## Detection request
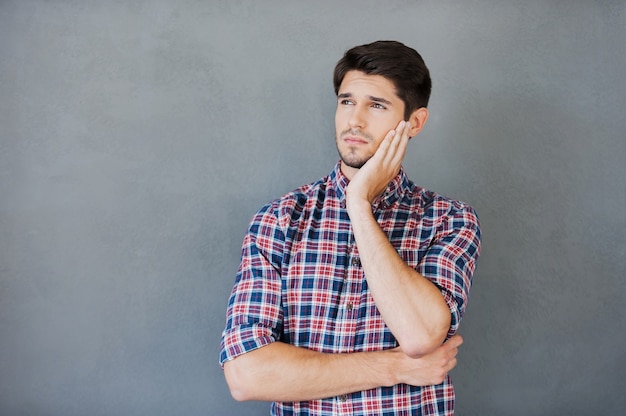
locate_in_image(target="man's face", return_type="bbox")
[335,70,406,177]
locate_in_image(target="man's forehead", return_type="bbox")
[338,71,400,100]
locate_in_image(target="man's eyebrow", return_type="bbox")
[369,95,392,105]
[337,92,393,105]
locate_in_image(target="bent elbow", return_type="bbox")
[402,314,451,358]
[399,330,449,358]
[223,360,255,402]
[226,382,250,402]
[229,388,250,402]
[402,342,439,359]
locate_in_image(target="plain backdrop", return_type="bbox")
[1,1,625,415]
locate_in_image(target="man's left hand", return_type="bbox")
[346,119,412,208]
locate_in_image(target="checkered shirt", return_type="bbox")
[220,161,481,415]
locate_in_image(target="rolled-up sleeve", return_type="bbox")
[418,204,481,338]
[219,204,285,366]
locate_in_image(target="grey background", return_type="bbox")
[1,1,625,415]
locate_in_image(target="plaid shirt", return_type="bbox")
[220,162,481,415]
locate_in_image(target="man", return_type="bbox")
[219,40,481,415]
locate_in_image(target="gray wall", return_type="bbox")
[1,1,624,415]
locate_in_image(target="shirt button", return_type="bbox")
[339,394,348,402]
[346,302,353,311]
[351,257,360,267]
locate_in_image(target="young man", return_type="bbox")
[219,40,481,415]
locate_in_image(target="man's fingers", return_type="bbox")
[392,121,410,158]
[390,120,407,147]
[382,120,409,166]
[446,357,458,372]
[374,129,395,159]
[446,334,463,349]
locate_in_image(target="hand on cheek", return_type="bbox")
[346,120,411,209]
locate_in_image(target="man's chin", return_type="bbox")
[339,152,371,170]
[342,160,366,169]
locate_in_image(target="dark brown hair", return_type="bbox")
[333,40,431,119]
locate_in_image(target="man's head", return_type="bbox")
[333,41,431,176]
[333,40,431,120]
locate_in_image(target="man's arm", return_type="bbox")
[345,120,452,357]
[224,335,463,402]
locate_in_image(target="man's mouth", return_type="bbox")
[342,130,371,145]
[344,136,368,145]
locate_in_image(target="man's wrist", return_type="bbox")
[346,196,373,218]
[357,349,401,388]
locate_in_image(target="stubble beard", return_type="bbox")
[336,129,374,169]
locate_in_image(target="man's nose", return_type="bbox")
[348,105,366,129]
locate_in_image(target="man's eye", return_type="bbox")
[340,99,354,105]
[372,103,386,109]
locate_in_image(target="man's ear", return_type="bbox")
[408,107,429,138]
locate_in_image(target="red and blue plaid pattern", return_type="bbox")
[220,162,481,415]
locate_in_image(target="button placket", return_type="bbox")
[348,240,361,269]
[336,393,352,415]
[336,236,360,354]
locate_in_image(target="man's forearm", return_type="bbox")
[224,342,396,402]
[348,200,451,357]
[223,336,462,402]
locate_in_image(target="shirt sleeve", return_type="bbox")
[219,203,285,366]
[417,203,481,339]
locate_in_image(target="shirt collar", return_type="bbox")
[329,161,409,210]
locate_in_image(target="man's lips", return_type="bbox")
[342,135,369,145]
